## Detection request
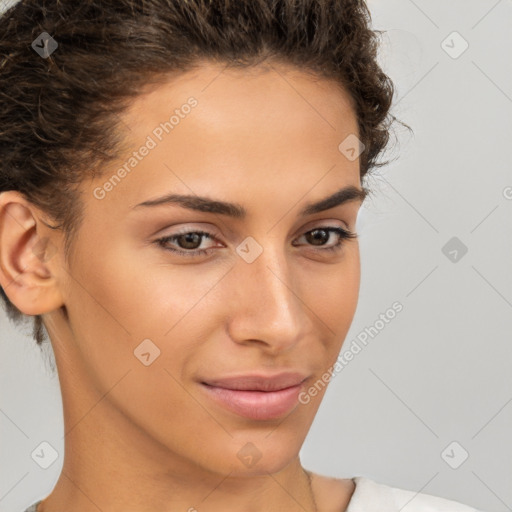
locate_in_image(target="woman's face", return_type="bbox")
[42,62,365,477]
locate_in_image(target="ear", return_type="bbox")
[0,191,64,316]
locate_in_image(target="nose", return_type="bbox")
[225,242,312,354]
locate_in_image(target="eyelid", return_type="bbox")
[299,217,351,233]
[155,220,349,244]
[154,221,356,258]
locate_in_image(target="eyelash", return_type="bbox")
[154,226,358,258]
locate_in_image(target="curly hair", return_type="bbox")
[0,0,408,346]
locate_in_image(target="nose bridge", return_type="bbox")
[229,237,307,347]
[252,249,294,319]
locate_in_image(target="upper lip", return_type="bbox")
[201,372,309,391]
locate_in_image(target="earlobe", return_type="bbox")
[0,191,64,316]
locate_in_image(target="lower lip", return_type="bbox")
[200,382,305,420]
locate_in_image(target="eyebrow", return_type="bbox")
[132,185,368,218]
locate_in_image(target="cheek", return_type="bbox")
[70,236,213,338]
[61,239,189,379]
[61,241,220,440]
[304,246,361,364]
[307,246,361,322]
[64,239,233,401]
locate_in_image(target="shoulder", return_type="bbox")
[21,501,41,512]
[307,472,482,512]
[348,476,482,512]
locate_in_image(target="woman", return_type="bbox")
[0,1,481,511]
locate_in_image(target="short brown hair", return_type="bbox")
[0,0,409,346]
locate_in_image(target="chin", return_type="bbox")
[209,432,305,477]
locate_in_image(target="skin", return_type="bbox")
[0,61,364,512]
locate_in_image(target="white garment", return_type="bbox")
[22,476,482,512]
[348,476,482,512]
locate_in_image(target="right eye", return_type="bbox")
[155,230,220,258]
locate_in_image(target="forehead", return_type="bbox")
[125,60,358,138]
[86,61,362,222]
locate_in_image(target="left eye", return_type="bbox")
[155,226,357,258]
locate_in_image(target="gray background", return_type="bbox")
[1,0,511,511]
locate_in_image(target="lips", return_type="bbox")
[199,372,309,420]
[201,372,308,391]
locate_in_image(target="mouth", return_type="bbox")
[199,372,309,421]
